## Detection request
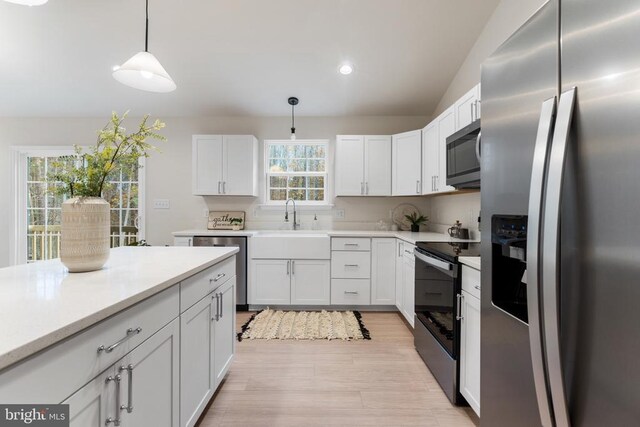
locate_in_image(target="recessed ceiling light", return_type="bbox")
[339,63,354,75]
[3,0,48,5]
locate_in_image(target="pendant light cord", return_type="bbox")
[145,0,149,52]
[291,103,295,134]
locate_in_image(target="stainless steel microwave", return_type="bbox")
[446,119,481,188]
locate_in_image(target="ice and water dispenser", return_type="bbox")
[491,215,529,323]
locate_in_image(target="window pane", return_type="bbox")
[307,159,325,172]
[110,210,120,226]
[28,209,45,226]
[269,145,286,158]
[287,160,306,172]
[121,163,138,182]
[47,209,61,225]
[270,189,286,201]
[47,185,66,208]
[269,176,287,188]
[308,190,325,201]
[269,159,287,173]
[305,145,326,159]
[27,157,45,181]
[122,184,138,209]
[27,183,46,208]
[287,176,306,188]
[122,209,138,228]
[287,189,306,200]
[307,176,325,188]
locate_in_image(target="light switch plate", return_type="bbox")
[334,209,345,219]
[153,199,170,209]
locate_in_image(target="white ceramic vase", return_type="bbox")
[60,197,110,272]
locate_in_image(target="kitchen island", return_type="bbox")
[0,246,238,427]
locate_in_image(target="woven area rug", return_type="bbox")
[237,308,371,341]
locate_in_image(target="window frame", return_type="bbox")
[264,139,330,206]
[10,146,146,265]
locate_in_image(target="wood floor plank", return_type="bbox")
[196,311,477,427]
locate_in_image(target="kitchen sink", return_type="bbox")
[250,231,330,259]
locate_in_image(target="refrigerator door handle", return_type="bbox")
[526,96,557,427]
[542,87,577,427]
[475,131,482,162]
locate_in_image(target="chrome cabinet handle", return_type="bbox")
[223,181,226,194]
[474,285,481,290]
[404,249,413,254]
[286,260,290,275]
[344,264,359,267]
[210,273,226,283]
[542,88,576,427]
[291,261,295,275]
[416,180,420,194]
[344,243,359,247]
[344,291,359,295]
[526,96,557,427]
[119,365,134,413]
[188,238,192,246]
[219,292,224,319]
[212,293,220,321]
[105,374,122,426]
[98,327,142,354]
[455,294,463,321]
[217,181,221,194]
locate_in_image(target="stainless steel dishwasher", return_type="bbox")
[192,236,247,311]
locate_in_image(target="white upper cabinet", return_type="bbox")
[335,136,365,196]
[364,136,392,196]
[335,135,391,196]
[437,106,456,193]
[392,130,422,196]
[454,84,481,130]
[192,135,258,196]
[421,121,439,195]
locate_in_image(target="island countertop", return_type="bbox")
[0,246,238,371]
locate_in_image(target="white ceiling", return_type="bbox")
[0,0,500,117]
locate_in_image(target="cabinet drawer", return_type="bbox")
[331,279,371,305]
[331,238,371,251]
[462,265,481,299]
[331,251,371,279]
[0,285,179,405]
[181,255,235,312]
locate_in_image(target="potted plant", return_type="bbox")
[405,212,428,232]
[49,112,165,272]
[229,217,244,231]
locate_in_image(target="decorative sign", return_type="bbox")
[207,211,246,230]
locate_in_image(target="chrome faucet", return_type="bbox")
[284,199,299,230]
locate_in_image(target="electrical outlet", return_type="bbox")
[334,209,345,219]
[153,199,170,209]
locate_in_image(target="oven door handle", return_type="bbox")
[414,250,453,271]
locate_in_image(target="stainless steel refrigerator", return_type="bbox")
[480,0,640,426]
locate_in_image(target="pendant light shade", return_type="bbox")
[288,97,299,140]
[113,51,176,93]
[113,0,176,93]
[4,0,48,5]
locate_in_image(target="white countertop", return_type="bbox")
[0,246,238,371]
[172,229,478,245]
[459,256,481,270]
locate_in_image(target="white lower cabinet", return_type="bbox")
[401,249,416,327]
[64,318,180,427]
[180,294,216,427]
[251,259,291,304]
[251,259,330,305]
[371,238,396,305]
[63,367,113,427]
[291,260,331,305]
[460,288,481,416]
[395,240,404,309]
[213,278,236,386]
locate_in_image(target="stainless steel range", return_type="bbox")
[413,241,481,404]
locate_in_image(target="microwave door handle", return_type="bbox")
[542,87,576,427]
[475,131,482,162]
[526,96,557,427]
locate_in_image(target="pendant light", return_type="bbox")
[3,0,48,5]
[288,97,299,140]
[113,0,176,93]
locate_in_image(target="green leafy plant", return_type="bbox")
[405,212,429,226]
[48,112,166,198]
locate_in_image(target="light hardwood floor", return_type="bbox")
[198,311,479,427]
